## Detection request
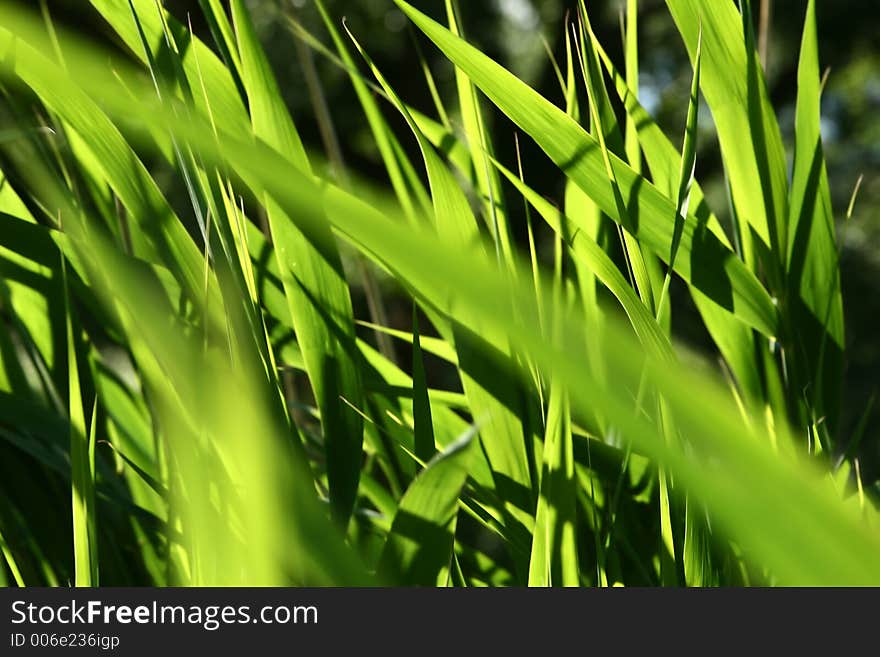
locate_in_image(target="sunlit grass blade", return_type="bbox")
[656,28,701,321]
[576,4,656,314]
[597,40,764,409]
[492,158,674,364]
[379,427,478,585]
[444,0,513,265]
[529,339,579,585]
[786,0,845,435]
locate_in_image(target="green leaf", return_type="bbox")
[394,0,778,339]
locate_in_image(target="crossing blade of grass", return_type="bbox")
[357,341,495,488]
[231,0,364,524]
[88,0,250,137]
[286,14,471,193]
[655,37,722,578]
[345,29,480,246]
[1,36,217,313]
[786,0,844,435]
[492,158,674,364]
[196,0,242,82]
[379,427,478,585]
[560,28,609,428]
[393,0,778,340]
[623,0,670,332]
[357,322,458,366]
[576,6,656,314]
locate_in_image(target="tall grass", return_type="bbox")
[0,0,875,586]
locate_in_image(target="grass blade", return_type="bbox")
[393,0,778,339]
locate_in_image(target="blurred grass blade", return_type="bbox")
[393,0,778,339]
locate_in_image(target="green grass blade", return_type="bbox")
[624,0,640,173]
[411,305,435,463]
[656,29,701,321]
[665,0,789,279]
[379,427,477,585]
[64,261,97,587]
[492,159,674,364]
[444,0,513,265]
[528,374,579,586]
[786,0,844,434]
